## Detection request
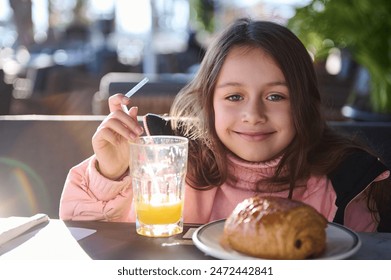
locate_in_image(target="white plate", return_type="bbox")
[192,219,361,260]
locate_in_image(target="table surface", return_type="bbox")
[65,221,213,260]
[64,220,391,260]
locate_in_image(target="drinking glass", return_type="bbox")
[129,136,188,237]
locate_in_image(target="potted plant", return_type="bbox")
[287,0,391,121]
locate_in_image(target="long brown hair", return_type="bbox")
[170,18,380,196]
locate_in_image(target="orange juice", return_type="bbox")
[136,200,182,224]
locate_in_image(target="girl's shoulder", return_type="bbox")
[328,149,388,192]
[328,149,389,225]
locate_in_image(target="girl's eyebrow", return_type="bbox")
[216,82,242,89]
[216,81,287,89]
[268,81,287,86]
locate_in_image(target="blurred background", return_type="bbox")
[1,0,390,120]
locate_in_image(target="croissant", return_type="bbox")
[223,196,328,259]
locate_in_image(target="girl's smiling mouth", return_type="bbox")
[234,130,275,141]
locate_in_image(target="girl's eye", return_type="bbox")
[266,94,285,102]
[226,94,243,102]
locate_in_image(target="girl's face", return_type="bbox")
[213,46,296,162]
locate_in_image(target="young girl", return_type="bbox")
[59,18,391,232]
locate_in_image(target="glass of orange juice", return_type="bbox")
[129,136,188,237]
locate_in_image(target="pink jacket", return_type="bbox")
[59,153,389,232]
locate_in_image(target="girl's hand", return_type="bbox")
[92,94,144,180]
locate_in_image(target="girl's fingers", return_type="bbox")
[100,118,134,140]
[128,106,144,134]
[93,126,120,147]
[129,105,138,118]
[99,111,143,140]
[107,94,143,134]
[110,105,143,136]
[108,94,131,112]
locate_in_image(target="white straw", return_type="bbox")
[121,77,149,113]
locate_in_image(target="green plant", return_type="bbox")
[191,0,216,33]
[287,0,391,114]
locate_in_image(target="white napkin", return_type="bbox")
[0,213,49,246]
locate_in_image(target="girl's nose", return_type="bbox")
[241,101,267,124]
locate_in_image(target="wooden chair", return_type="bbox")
[92,72,193,116]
